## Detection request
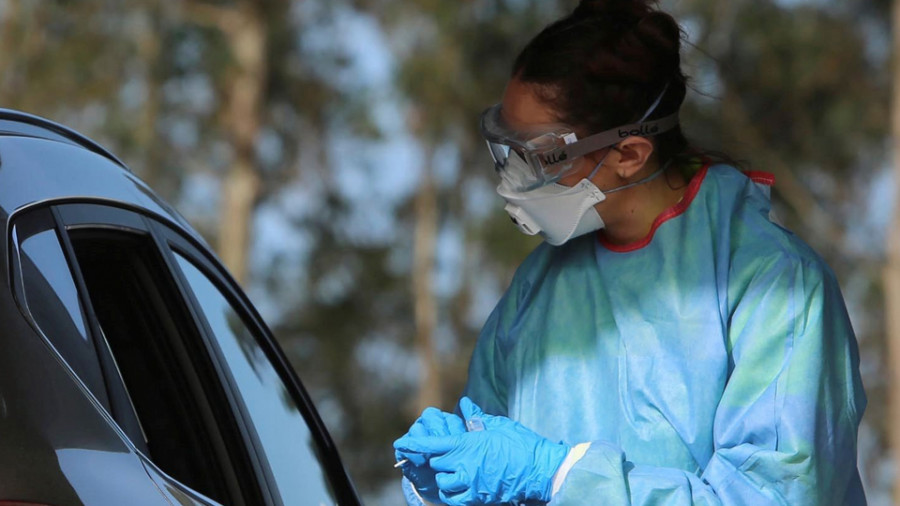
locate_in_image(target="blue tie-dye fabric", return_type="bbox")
[462,164,867,505]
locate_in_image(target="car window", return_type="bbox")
[16,222,110,411]
[173,252,338,506]
[68,229,250,505]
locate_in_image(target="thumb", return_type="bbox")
[457,396,484,423]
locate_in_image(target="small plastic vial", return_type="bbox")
[466,417,485,432]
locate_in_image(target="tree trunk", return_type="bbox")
[885,2,900,503]
[217,2,266,286]
[413,154,441,412]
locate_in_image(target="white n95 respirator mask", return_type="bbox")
[496,151,607,246]
[496,150,667,246]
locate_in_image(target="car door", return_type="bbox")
[52,202,360,506]
[8,204,179,505]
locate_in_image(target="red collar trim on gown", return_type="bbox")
[597,163,775,253]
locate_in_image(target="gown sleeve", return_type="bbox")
[462,238,565,417]
[550,252,867,505]
[462,287,513,418]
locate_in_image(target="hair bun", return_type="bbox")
[572,0,657,21]
[634,12,683,55]
[573,0,682,64]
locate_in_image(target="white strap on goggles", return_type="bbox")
[539,112,679,168]
[540,81,677,167]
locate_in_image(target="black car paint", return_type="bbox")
[0,109,361,506]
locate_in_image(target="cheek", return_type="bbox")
[556,172,582,187]
[556,159,595,187]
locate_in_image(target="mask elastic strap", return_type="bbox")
[601,158,674,195]
[586,143,667,187]
[587,148,614,180]
[638,82,671,123]
[585,82,672,189]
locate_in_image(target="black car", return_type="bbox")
[0,109,361,506]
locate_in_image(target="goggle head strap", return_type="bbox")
[540,112,680,168]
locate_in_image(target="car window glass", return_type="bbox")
[69,230,243,504]
[173,252,338,506]
[18,227,109,408]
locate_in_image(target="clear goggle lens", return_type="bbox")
[486,140,511,172]
[484,131,579,191]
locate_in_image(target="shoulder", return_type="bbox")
[699,162,833,291]
[703,163,776,214]
[713,169,843,324]
[507,235,598,303]
[732,221,834,292]
[726,212,844,346]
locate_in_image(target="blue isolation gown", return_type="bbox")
[462,164,867,505]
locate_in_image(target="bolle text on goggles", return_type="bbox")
[479,87,679,192]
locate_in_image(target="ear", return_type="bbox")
[610,137,655,179]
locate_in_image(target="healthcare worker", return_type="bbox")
[394,0,867,504]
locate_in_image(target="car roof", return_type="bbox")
[0,108,127,168]
[0,108,200,242]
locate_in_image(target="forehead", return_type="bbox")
[499,79,561,133]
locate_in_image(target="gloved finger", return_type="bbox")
[402,464,437,490]
[458,397,510,431]
[457,397,484,423]
[429,446,472,473]
[401,477,428,506]
[439,486,478,506]
[395,446,428,467]
[419,408,447,434]
[420,407,465,436]
[441,410,467,435]
[393,436,431,466]
[409,418,431,438]
[434,470,470,494]
[395,450,428,467]
[394,434,460,457]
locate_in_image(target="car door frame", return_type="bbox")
[50,200,255,505]
[48,199,361,506]
[148,215,361,506]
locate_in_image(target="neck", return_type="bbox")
[600,165,687,245]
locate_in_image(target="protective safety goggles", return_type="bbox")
[479,93,679,192]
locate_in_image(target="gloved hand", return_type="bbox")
[394,397,570,506]
[395,407,467,503]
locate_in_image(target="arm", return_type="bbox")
[461,300,510,418]
[551,255,866,505]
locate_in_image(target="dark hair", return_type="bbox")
[512,0,704,173]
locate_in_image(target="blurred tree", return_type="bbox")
[0,0,18,97]
[0,0,210,204]
[182,0,269,286]
[886,0,900,502]
[377,0,567,414]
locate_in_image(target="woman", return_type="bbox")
[394,1,867,504]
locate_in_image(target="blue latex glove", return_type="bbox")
[394,397,570,506]
[395,407,467,503]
